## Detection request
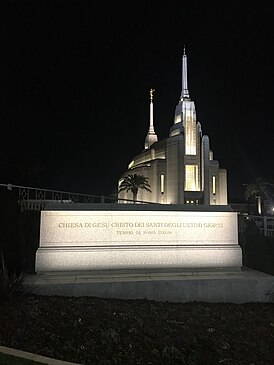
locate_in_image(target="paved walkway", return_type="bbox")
[25,267,259,283]
[0,345,80,365]
[24,267,274,303]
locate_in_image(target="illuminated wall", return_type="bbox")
[184,118,197,155]
[185,165,199,191]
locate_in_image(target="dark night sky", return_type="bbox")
[1,0,274,202]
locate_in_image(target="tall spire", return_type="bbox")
[170,46,196,137]
[181,45,190,99]
[144,89,158,150]
[149,88,155,132]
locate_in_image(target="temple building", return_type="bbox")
[118,49,228,205]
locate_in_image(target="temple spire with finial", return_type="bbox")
[149,88,155,131]
[181,45,190,99]
[144,89,158,150]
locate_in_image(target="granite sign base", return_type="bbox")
[36,245,242,272]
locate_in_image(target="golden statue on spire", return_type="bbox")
[150,88,155,101]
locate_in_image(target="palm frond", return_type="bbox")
[118,173,152,200]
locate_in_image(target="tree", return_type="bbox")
[118,174,151,202]
[244,178,272,215]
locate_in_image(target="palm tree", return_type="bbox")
[118,174,151,202]
[244,178,269,215]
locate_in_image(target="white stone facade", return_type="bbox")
[118,50,227,205]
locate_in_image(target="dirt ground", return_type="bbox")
[0,294,273,365]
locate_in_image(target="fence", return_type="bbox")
[1,183,274,237]
[238,213,274,237]
[0,183,154,212]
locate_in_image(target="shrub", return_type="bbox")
[240,220,274,275]
[0,251,25,302]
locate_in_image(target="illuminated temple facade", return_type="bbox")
[118,49,227,205]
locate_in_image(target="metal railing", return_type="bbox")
[1,184,273,237]
[0,183,155,212]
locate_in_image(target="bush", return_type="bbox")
[0,251,25,302]
[240,219,274,275]
[0,190,40,274]
[0,190,25,273]
[20,210,40,273]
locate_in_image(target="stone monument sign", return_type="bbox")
[35,204,242,272]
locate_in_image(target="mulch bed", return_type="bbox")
[0,294,273,365]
